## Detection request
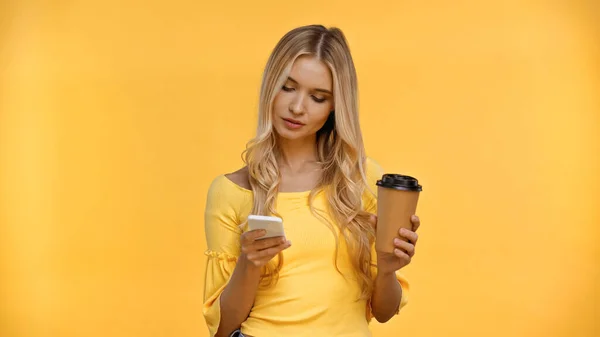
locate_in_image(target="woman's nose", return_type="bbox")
[289,93,306,114]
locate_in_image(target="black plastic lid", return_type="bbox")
[376,174,422,192]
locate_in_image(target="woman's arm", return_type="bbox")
[215,231,291,337]
[370,215,421,322]
[370,270,403,322]
[215,256,261,337]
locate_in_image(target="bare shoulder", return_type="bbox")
[224,166,251,190]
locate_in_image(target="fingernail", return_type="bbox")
[394,238,401,245]
[399,228,406,235]
[411,215,417,220]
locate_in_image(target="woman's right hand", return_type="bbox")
[239,229,292,268]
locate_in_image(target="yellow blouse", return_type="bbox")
[203,158,409,337]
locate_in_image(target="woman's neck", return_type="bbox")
[277,135,319,174]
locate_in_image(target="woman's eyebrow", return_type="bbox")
[287,76,333,95]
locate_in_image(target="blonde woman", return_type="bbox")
[203,25,421,337]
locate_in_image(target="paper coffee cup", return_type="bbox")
[375,174,422,253]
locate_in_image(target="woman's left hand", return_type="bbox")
[372,214,421,275]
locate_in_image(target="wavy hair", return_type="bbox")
[242,25,375,299]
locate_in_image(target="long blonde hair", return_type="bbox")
[243,25,375,299]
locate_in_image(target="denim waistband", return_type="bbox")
[229,330,246,337]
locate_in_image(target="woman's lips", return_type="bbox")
[282,117,304,130]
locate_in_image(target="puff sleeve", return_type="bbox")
[202,177,244,336]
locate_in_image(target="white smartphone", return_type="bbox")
[247,215,286,239]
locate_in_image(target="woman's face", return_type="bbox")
[272,55,334,142]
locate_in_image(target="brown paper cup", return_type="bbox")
[375,174,422,254]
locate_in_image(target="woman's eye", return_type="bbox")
[281,85,326,103]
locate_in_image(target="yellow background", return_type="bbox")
[1,1,598,336]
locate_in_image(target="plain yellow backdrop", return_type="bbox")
[1,1,598,336]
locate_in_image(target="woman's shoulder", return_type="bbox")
[224,166,251,190]
[362,157,384,213]
[207,166,252,201]
[365,157,384,186]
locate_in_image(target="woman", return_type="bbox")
[203,25,421,337]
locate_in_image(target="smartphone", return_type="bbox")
[247,215,285,239]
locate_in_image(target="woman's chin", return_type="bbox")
[274,127,305,141]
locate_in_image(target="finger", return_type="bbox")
[399,228,418,244]
[253,236,287,251]
[394,248,412,264]
[410,215,420,231]
[242,236,285,254]
[241,229,266,244]
[247,240,292,261]
[394,238,415,257]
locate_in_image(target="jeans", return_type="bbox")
[229,330,246,337]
